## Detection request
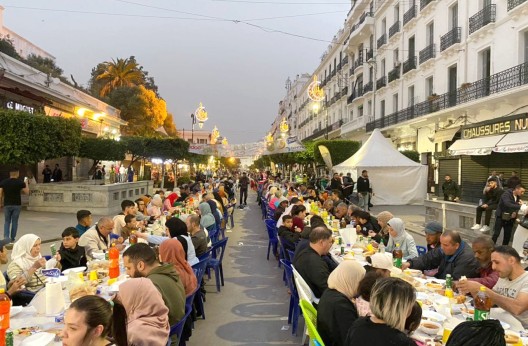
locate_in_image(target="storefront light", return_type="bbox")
[76,108,87,117]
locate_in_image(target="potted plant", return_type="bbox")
[460,82,471,90]
[428,93,439,102]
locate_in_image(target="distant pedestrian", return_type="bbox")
[442,174,460,202]
[109,165,116,184]
[239,172,250,207]
[506,171,522,189]
[119,165,126,182]
[0,169,29,242]
[492,185,525,245]
[356,170,371,210]
[52,164,63,182]
[42,165,52,183]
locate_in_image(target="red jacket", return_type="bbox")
[469,262,499,289]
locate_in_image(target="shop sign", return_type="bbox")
[462,113,528,139]
[6,101,34,114]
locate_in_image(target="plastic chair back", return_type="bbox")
[287,249,296,262]
[299,299,325,346]
[169,301,193,341]
[210,237,228,262]
[208,226,219,244]
[192,257,209,284]
[291,264,320,304]
[416,245,427,256]
[265,219,278,240]
[280,259,297,297]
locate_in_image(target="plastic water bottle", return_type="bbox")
[378,240,386,253]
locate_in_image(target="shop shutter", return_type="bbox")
[438,158,459,197]
[461,156,489,203]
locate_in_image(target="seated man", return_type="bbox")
[457,235,498,289]
[333,202,349,222]
[75,210,92,236]
[58,227,87,272]
[186,214,209,257]
[123,243,185,345]
[402,230,480,280]
[121,214,139,241]
[278,215,300,251]
[471,178,503,233]
[458,246,528,328]
[113,200,137,236]
[79,217,114,260]
[276,197,302,228]
[292,226,333,299]
[424,221,443,252]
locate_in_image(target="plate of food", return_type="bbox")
[425,280,445,290]
[422,310,447,323]
[404,269,423,277]
[20,332,55,346]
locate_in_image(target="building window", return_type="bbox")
[380,100,386,118]
[425,76,434,96]
[394,49,399,65]
[394,5,399,21]
[426,21,434,46]
[479,48,491,79]
[381,59,386,76]
[450,2,458,29]
[393,94,399,112]
[524,31,528,63]
[350,109,354,120]
[408,85,415,106]
[367,100,372,115]
[358,105,364,117]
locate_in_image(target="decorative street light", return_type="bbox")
[191,102,208,143]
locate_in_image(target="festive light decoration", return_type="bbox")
[265,132,274,143]
[222,137,228,146]
[307,75,324,101]
[194,102,208,125]
[279,117,289,133]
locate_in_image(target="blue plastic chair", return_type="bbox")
[416,245,427,256]
[280,259,301,336]
[206,238,228,292]
[192,258,209,319]
[208,226,220,244]
[265,219,278,261]
[167,302,193,346]
[287,249,296,262]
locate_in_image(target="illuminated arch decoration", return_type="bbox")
[279,118,289,133]
[307,75,325,102]
[195,102,208,123]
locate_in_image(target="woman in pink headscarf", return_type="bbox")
[159,238,198,296]
[115,278,170,346]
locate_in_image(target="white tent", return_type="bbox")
[333,129,428,205]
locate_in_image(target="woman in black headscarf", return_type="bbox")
[164,217,199,265]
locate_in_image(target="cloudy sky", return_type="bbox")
[3,0,349,143]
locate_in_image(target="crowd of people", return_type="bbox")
[0,169,242,346]
[257,171,528,346]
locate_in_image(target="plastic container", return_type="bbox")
[108,244,120,279]
[0,288,10,332]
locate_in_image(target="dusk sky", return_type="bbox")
[2,0,350,143]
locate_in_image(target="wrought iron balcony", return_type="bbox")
[403,6,416,26]
[337,62,342,71]
[389,21,400,38]
[420,0,435,11]
[469,4,496,35]
[343,56,349,65]
[364,81,373,93]
[388,66,401,83]
[347,85,364,104]
[376,76,387,90]
[355,55,364,70]
[419,44,436,64]
[440,27,461,52]
[366,48,374,61]
[403,56,417,74]
[377,34,387,49]
[366,61,528,132]
[508,0,527,11]
[342,86,348,97]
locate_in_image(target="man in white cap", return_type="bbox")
[365,253,402,278]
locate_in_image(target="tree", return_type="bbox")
[78,137,126,172]
[94,57,144,97]
[144,138,189,189]
[0,36,21,60]
[163,113,178,137]
[121,136,149,168]
[24,54,63,77]
[107,86,168,136]
[0,110,81,164]
[313,140,361,166]
[400,150,420,163]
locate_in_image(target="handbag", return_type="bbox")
[501,212,512,221]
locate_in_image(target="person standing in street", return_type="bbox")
[356,170,371,211]
[0,169,29,242]
[42,165,52,183]
[492,184,525,245]
[239,172,250,208]
[52,164,62,182]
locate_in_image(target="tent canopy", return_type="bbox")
[333,129,427,205]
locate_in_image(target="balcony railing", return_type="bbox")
[376,76,387,90]
[389,21,400,38]
[469,4,496,35]
[366,61,528,132]
[342,86,348,97]
[388,66,401,82]
[364,81,373,93]
[350,12,374,34]
[343,56,349,65]
[337,62,342,71]
[440,27,461,52]
[355,55,364,70]
[366,48,374,61]
[419,44,436,64]
[508,0,527,11]
[403,6,417,26]
[377,34,387,49]
[403,56,417,74]
[420,0,435,11]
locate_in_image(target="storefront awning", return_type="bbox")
[448,134,505,156]
[493,132,528,153]
[434,127,460,143]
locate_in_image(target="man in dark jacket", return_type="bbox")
[471,178,503,233]
[278,215,299,251]
[356,170,371,210]
[58,227,87,271]
[123,244,185,346]
[293,226,333,299]
[442,174,460,202]
[492,185,525,245]
[402,230,480,280]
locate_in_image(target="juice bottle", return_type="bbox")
[445,274,454,298]
[129,231,137,245]
[474,286,492,321]
[393,243,403,268]
[0,288,10,331]
[109,243,120,279]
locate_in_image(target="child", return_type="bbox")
[121,214,139,241]
[278,215,300,251]
[354,271,383,317]
[354,210,376,237]
[59,227,87,271]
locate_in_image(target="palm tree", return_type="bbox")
[95,58,144,97]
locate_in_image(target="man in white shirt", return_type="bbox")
[113,200,137,236]
[458,245,528,328]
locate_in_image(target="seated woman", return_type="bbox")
[7,234,61,293]
[62,295,128,346]
[354,271,384,317]
[373,211,393,247]
[147,194,163,218]
[345,277,417,346]
[116,278,170,346]
[291,205,307,232]
[159,238,198,296]
[318,261,366,346]
[385,218,418,260]
[198,202,216,232]
[268,190,282,210]
[165,217,199,266]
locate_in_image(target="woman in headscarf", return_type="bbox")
[165,217,198,266]
[198,202,216,232]
[317,261,366,346]
[115,278,169,346]
[385,218,418,260]
[7,234,61,293]
[203,193,221,227]
[164,191,179,212]
[147,194,163,218]
[373,211,394,247]
[159,238,198,296]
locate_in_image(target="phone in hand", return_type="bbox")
[50,244,57,256]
